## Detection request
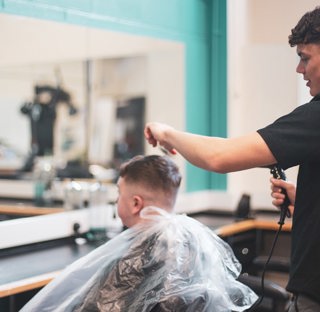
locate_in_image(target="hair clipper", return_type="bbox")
[270,164,291,225]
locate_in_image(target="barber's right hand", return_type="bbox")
[270,178,296,216]
[144,122,177,155]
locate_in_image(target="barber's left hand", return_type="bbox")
[270,177,295,216]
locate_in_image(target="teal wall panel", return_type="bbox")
[185,0,227,191]
[0,0,227,192]
[210,0,228,190]
[1,0,208,41]
[185,37,212,190]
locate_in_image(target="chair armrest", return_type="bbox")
[252,256,290,273]
[237,274,290,301]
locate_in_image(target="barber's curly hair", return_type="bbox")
[289,6,320,47]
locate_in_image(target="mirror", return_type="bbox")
[0,14,185,187]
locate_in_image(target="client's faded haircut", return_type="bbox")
[119,155,181,198]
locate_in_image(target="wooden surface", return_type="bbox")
[0,205,64,216]
[216,219,291,237]
[0,272,58,298]
[0,198,64,216]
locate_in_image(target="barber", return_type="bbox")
[145,6,320,312]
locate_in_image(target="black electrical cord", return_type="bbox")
[247,164,291,311]
[248,222,284,311]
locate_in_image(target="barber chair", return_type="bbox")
[233,194,291,311]
[238,273,290,312]
[238,255,291,312]
[251,256,290,275]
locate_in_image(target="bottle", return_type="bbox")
[33,156,55,206]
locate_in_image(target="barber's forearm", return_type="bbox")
[144,122,276,173]
[164,130,276,173]
[162,128,230,172]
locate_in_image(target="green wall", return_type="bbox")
[0,0,227,192]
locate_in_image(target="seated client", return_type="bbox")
[20,155,258,312]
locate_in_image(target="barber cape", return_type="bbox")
[20,206,258,312]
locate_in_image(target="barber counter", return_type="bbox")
[0,202,292,312]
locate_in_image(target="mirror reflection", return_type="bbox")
[0,14,185,191]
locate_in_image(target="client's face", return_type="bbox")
[116,177,137,228]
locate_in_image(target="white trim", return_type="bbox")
[0,210,89,249]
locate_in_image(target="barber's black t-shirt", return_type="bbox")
[257,96,320,304]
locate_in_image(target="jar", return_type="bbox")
[88,181,109,238]
[64,180,84,210]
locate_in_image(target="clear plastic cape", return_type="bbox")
[20,206,258,312]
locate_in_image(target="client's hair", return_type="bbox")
[119,155,181,200]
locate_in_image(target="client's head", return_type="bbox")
[117,155,182,227]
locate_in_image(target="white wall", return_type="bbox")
[145,48,186,189]
[87,51,186,190]
[227,0,317,208]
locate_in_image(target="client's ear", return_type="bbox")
[132,195,144,215]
